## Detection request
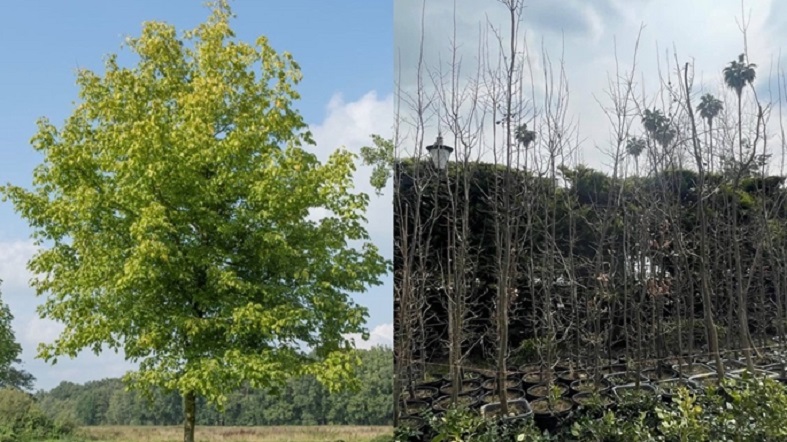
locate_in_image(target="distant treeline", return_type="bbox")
[34,346,392,426]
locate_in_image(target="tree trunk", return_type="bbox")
[184,391,196,442]
[683,63,724,377]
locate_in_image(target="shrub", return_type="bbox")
[410,375,787,441]
[0,388,75,441]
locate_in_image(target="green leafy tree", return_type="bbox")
[696,93,723,167]
[723,54,756,155]
[360,134,394,196]
[626,137,646,174]
[641,108,675,150]
[0,283,34,391]
[0,2,386,441]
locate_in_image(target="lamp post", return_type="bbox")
[426,134,453,170]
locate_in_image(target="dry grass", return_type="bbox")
[72,425,391,442]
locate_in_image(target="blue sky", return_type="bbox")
[0,1,392,391]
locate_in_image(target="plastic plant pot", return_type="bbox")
[462,368,492,381]
[728,368,779,380]
[759,362,784,373]
[438,379,481,398]
[479,388,526,408]
[414,378,446,389]
[432,394,480,412]
[654,378,700,402]
[571,390,614,409]
[480,398,533,422]
[402,399,432,416]
[603,371,649,387]
[521,371,557,390]
[720,359,747,371]
[530,397,573,433]
[558,369,590,385]
[612,383,658,402]
[570,378,611,394]
[672,363,714,378]
[752,356,781,369]
[599,364,628,375]
[403,386,440,403]
[396,416,428,442]
[643,366,679,382]
[688,372,727,389]
[518,363,542,374]
[481,376,523,391]
[526,382,568,401]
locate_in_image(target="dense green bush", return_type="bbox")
[406,376,787,442]
[0,388,74,441]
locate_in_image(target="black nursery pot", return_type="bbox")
[432,394,480,412]
[530,398,573,433]
[642,366,679,382]
[570,378,611,395]
[396,416,429,442]
[462,368,492,381]
[402,399,432,417]
[438,379,482,397]
[481,375,524,391]
[604,371,649,387]
[415,378,447,390]
[479,387,526,407]
[599,363,628,375]
[521,370,558,390]
[526,382,569,401]
[571,390,614,410]
[558,369,590,385]
[612,383,659,402]
[654,378,699,403]
[480,398,534,422]
[403,386,440,403]
[728,368,779,380]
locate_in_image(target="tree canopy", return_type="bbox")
[1,1,386,438]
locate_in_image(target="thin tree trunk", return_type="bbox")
[183,391,196,442]
[683,63,724,377]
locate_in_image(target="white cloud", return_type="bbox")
[345,322,393,350]
[0,240,37,292]
[309,90,394,251]
[22,316,63,348]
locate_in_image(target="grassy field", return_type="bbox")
[67,425,392,442]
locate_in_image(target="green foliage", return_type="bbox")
[569,411,657,441]
[0,388,74,441]
[410,376,787,441]
[429,407,483,442]
[697,93,723,125]
[36,347,392,426]
[723,53,757,97]
[424,405,552,442]
[0,284,34,391]
[360,134,394,195]
[656,387,709,442]
[1,0,386,420]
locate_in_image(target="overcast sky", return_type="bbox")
[394,0,787,172]
[0,1,392,391]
